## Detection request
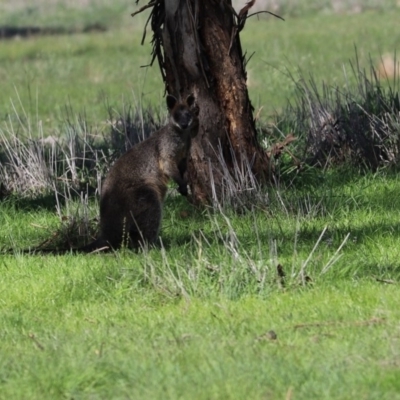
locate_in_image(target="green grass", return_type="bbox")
[0,27,162,130]
[0,0,136,29]
[1,276,399,399]
[242,10,400,116]
[2,170,400,398]
[2,4,400,399]
[1,9,399,130]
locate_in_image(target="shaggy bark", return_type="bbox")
[133,0,271,204]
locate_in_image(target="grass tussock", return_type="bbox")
[271,54,400,177]
[0,101,165,250]
[0,101,163,197]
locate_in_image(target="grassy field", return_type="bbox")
[2,168,400,398]
[1,6,399,130]
[1,2,400,399]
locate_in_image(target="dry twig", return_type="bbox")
[293,317,385,329]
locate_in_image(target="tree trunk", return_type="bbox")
[134,0,270,205]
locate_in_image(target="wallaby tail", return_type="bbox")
[78,238,111,253]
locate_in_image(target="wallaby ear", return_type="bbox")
[186,93,196,108]
[166,94,177,110]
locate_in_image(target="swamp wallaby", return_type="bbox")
[83,94,199,252]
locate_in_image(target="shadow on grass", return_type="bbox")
[1,193,58,211]
[0,24,107,40]
[1,188,100,212]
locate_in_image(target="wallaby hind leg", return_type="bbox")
[128,187,162,247]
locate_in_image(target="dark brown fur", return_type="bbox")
[82,94,199,252]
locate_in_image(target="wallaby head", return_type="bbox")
[167,94,199,136]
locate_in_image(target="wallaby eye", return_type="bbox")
[166,94,178,111]
[186,94,195,108]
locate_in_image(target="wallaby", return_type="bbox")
[82,93,199,252]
